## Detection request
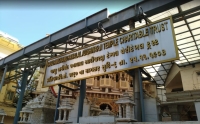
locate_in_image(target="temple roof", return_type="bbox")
[116,93,135,104]
[27,90,57,109]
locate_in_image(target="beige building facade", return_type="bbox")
[0,31,23,123]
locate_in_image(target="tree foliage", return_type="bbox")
[13,68,40,107]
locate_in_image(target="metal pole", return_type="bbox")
[54,85,61,123]
[82,36,84,47]
[77,79,86,123]
[138,68,145,122]
[0,64,8,92]
[133,69,141,121]
[13,70,29,124]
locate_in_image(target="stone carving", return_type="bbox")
[99,106,114,116]
[115,92,137,122]
[18,90,57,124]
[90,98,101,116]
[28,90,57,109]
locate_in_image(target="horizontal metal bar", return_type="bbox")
[174,11,200,23]
[0,0,190,69]
[68,82,80,87]
[176,32,200,42]
[173,6,200,18]
[58,84,79,91]
[175,26,200,36]
[174,18,200,29]
[103,0,190,32]
[54,47,73,50]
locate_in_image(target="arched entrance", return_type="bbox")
[100,103,112,111]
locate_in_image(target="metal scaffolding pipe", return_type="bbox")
[138,68,145,122]
[77,79,86,123]
[54,85,61,123]
[13,70,29,124]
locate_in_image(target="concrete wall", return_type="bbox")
[31,108,55,124]
[180,64,200,91]
[144,97,159,122]
[165,63,200,92]
[165,64,181,88]
[80,116,115,123]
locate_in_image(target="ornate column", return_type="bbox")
[126,104,130,118]
[119,104,122,118]
[115,93,137,122]
[1,115,4,123]
[130,105,134,119]
[28,113,32,122]
[58,109,62,121]
[123,104,126,118]
[63,109,67,121]
[20,112,23,121]
[94,77,97,87]
[114,74,116,89]
[56,98,74,123]
[22,112,26,121]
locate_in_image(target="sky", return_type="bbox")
[0,0,141,47]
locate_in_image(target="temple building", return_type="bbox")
[1,0,200,124]
[34,71,137,115]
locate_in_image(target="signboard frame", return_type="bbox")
[42,16,179,87]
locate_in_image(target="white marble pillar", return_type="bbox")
[126,104,130,118]
[105,88,108,93]
[130,105,135,119]
[23,113,26,121]
[63,109,66,121]
[58,109,62,120]
[119,104,122,118]
[123,104,126,118]
[20,112,23,121]
[1,115,4,123]
[28,113,32,122]
[94,77,97,87]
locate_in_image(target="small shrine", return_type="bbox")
[0,109,6,124]
[115,92,137,122]
[18,90,57,124]
[18,104,33,124]
[56,98,74,123]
